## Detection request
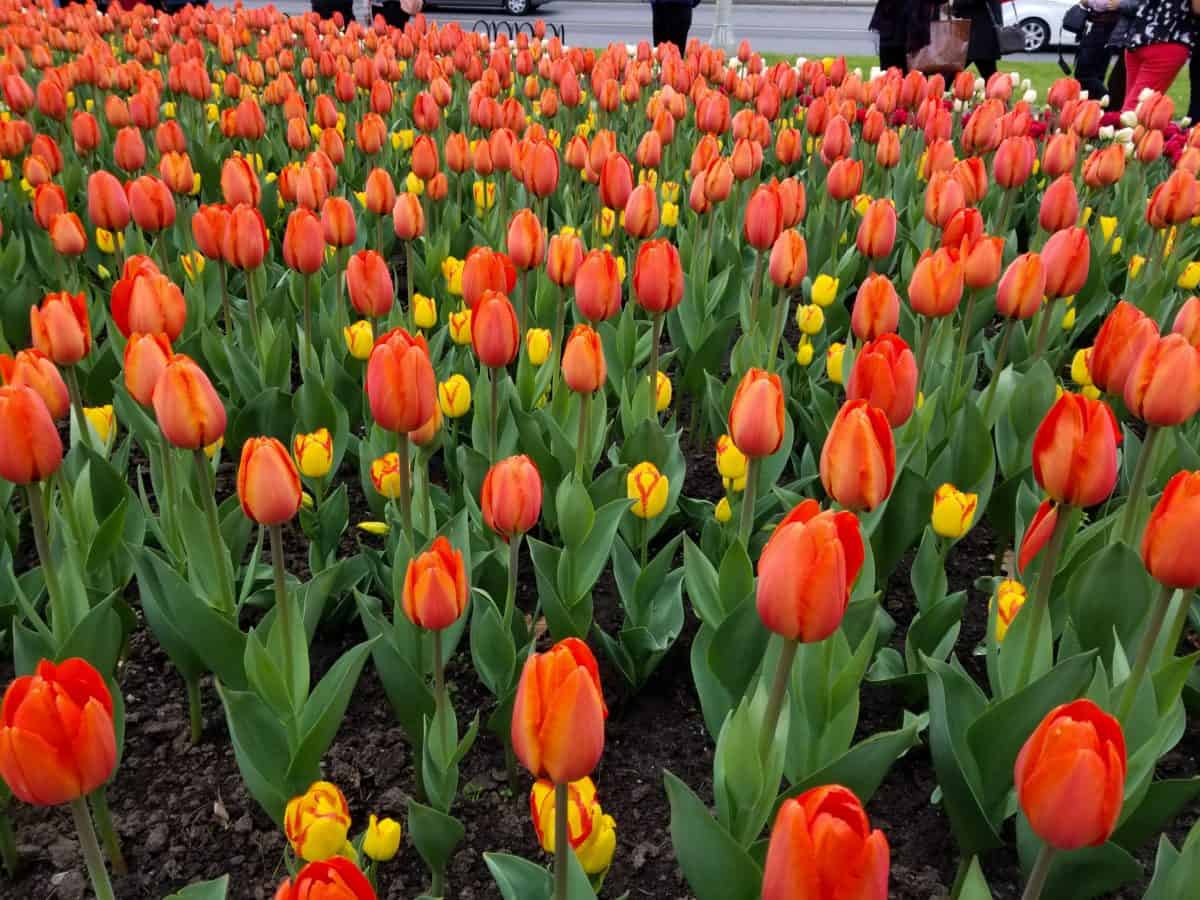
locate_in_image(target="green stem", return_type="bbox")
[433,628,451,752]
[648,313,663,421]
[186,677,203,745]
[1116,582,1174,723]
[269,524,297,710]
[158,443,182,560]
[193,450,235,617]
[950,289,978,410]
[519,268,530,336]
[1014,506,1073,692]
[1032,300,1055,362]
[749,250,766,337]
[431,867,445,898]
[504,535,521,628]
[303,273,315,372]
[758,638,799,761]
[553,782,569,900]
[406,241,415,332]
[64,367,93,451]
[996,188,1015,237]
[574,391,591,481]
[981,319,1016,422]
[25,482,67,646]
[915,316,936,377]
[1020,845,1055,900]
[88,790,126,876]
[397,433,414,548]
[766,288,793,374]
[246,269,263,361]
[70,797,115,900]
[1116,426,1162,546]
[640,516,649,568]
[551,283,566,401]
[489,366,500,463]
[739,458,760,549]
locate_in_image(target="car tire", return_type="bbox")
[1021,17,1050,52]
[505,0,529,14]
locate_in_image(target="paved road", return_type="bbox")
[242,0,1056,60]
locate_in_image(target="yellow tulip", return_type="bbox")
[931,483,978,540]
[655,370,672,412]
[796,304,825,335]
[343,320,374,360]
[363,814,402,862]
[811,274,839,307]
[714,496,733,523]
[293,428,334,479]
[84,405,115,444]
[412,293,437,329]
[992,579,1027,643]
[826,342,845,385]
[627,461,669,519]
[526,328,552,366]
[438,374,472,418]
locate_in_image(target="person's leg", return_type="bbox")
[1074,23,1113,101]
[1121,48,1143,110]
[651,3,667,47]
[1123,43,1188,110]
[670,5,692,53]
[879,44,907,73]
[1107,52,1127,109]
[974,58,997,79]
[1190,47,1200,121]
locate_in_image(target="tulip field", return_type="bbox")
[4,2,1200,899]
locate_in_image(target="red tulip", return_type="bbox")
[846,334,918,427]
[1032,393,1121,507]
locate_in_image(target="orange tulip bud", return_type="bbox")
[71,112,100,156]
[113,126,146,172]
[321,196,357,248]
[127,175,176,233]
[820,399,896,512]
[1090,301,1159,395]
[907,247,963,318]
[346,250,394,319]
[274,858,375,900]
[0,350,68,421]
[221,204,268,271]
[1082,144,1125,188]
[392,192,424,241]
[1172,296,1200,347]
[923,172,965,229]
[547,233,584,287]
[762,785,889,900]
[0,384,63,484]
[192,204,231,261]
[561,324,606,394]
[728,368,785,458]
[995,252,1046,320]
[598,153,634,211]
[283,208,325,275]
[846,334,917,427]
[123,332,172,407]
[1015,700,1126,850]
[30,292,90,367]
[962,235,1004,290]
[1147,169,1200,229]
[1142,470,1200,588]
[575,250,622,321]
[993,135,1036,189]
[49,213,87,257]
[462,246,514,311]
[482,454,542,540]
[769,230,808,289]
[512,637,606,784]
[366,328,436,434]
[1040,227,1090,299]
[0,658,116,806]
[624,184,660,240]
[220,156,261,208]
[157,151,195,196]
[507,208,548,270]
[472,291,520,368]
[1032,393,1120,507]
[744,184,783,251]
[152,355,226,450]
[632,238,684,314]
[403,536,469,630]
[852,273,900,341]
[87,170,130,233]
[826,158,863,201]
[364,168,396,217]
[1123,334,1200,426]
[237,437,301,526]
[1038,174,1079,233]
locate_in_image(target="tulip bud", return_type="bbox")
[1090,301,1159,395]
[152,354,226,450]
[402,536,469,631]
[995,252,1046,320]
[87,170,130,233]
[0,385,64,484]
[728,368,785,458]
[1141,470,1200,588]
[820,399,896,511]
[632,238,684,314]
[1032,393,1121,507]
[856,199,897,259]
[561,325,606,394]
[908,247,963,318]
[931,483,978,539]
[852,274,900,340]
[627,461,669,519]
[1124,334,1200,426]
[274,859,374,900]
[993,579,1027,642]
[343,320,374,360]
[238,437,302,526]
[123,332,172,407]
[366,328,436,433]
[285,782,351,863]
[482,455,542,540]
[346,250,394,319]
[363,815,402,863]
[743,184,784,250]
[293,429,334,479]
[30,291,90,366]
[0,350,69,421]
[507,208,547,270]
[846,334,917,427]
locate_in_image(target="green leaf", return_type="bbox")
[683,536,722,628]
[1064,542,1153,665]
[1112,777,1200,851]
[781,716,923,806]
[1038,840,1142,900]
[716,540,754,621]
[217,684,291,822]
[556,477,594,549]
[243,628,293,719]
[469,591,516,698]
[568,498,631,600]
[484,852,551,900]
[409,800,465,876]
[957,857,994,900]
[287,640,374,790]
[164,876,230,900]
[663,770,762,900]
[707,593,769,703]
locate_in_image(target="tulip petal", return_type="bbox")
[0,726,82,805]
[539,668,605,784]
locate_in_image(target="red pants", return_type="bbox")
[1123,43,1189,110]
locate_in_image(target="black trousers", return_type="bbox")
[370,1,409,26]
[1075,19,1124,106]
[971,57,997,79]
[1190,45,1200,121]
[879,44,908,73]
[652,4,692,53]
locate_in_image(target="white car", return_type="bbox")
[1003,0,1081,52]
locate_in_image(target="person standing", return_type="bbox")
[1074,3,1127,105]
[869,0,937,72]
[1107,0,1195,110]
[952,0,1004,78]
[650,0,700,54]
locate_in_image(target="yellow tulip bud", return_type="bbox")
[448,308,473,345]
[660,180,680,203]
[811,274,839,307]
[796,338,815,367]
[1070,348,1093,387]
[661,201,679,228]
[301,492,315,510]
[293,428,334,479]
[95,228,116,255]
[370,453,402,499]
[627,461,669,519]
[714,496,733,523]
[1099,215,1118,244]
[1082,384,1101,400]
[1129,254,1144,278]
[576,811,616,875]
[526,328,552,366]
[853,193,872,216]
[162,101,176,119]
[715,433,747,481]
[285,782,351,863]
[363,814,402,862]
[1178,261,1200,290]
[406,172,424,196]
[203,437,223,460]
[1061,307,1076,330]
[442,257,464,296]
[83,405,115,445]
[412,293,437,330]
[1111,236,1123,255]
[97,264,111,280]
[655,370,672,412]
[357,521,390,535]
[344,320,374,360]
[396,129,415,150]
[796,304,825,335]
[596,207,616,237]
[354,191,368,209]
[931,483,978,539]
[1081,205,1093,226]
[826,341,845,385]
[992,579,1027,643]
[439,374,472,418]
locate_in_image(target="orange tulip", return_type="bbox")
[0,658,116,806]
[598,153,634,211]
[993,135,1036,189]
[220,156,261,208]
[1147,168,1199,229]
[762,785,889,900]
[923,172,965,229]
[481,454,542,540]
[547,233,584,287]
[462,247,514,311]
[856,199,897,259]
[472,291,520,368]
[113,126,146,172]
[87,170,130,233]
[524,139,561,198]
[996,252,1046,320]
[744,184,783,251]
[0,384,63,484]
[507,209,547,270]
[826,158,863,201]
[32,183,66,231]
[274,858,375,900]
[346,250,394,319]
[1141,470,1200,588]
[152,354,227,450]
[366,328,436,434]
[1032,393,1121,507]
[0,350,68,421]
[512,637,606,784]
[907,247,963,318]
[846,334,917,427]
[1040,227,1090,299]
[158,152,195,196]
[1173,296,1200,348]
[192,204,230,261]
[123,332,172,407]
[769,230,808,289]
[127,175,176,233]
[402,536,469,630]
[30,292,90,366]
[49,213,87,257]
[321,196,357,248]
[962,236,1004,290]
[875,129,901,168]
[728,368,785,458]
[820,399,896,512]
[412,134,440,181]
[852,274,900,341]
[1089,301,1159,395]
[1082,145,1125,188]
[561,325,606,394]
[71,112,100,156]
[282,208,325,275]
[392,193,424,242]
[703,157,734,204]
[237,437,301,526]
[632,238,684,314]
[624,184,660,240]
[355,114,387,156]
[364,168,396,217]
[1123,334,1200,426]
[222,204,269,270]
[1015,700,1125,850]
[575,250,622,321]
[1038,174,1079,233]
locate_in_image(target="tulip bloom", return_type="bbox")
[283,209,325,275]
[820,399,896,512]
[123,332,172,407]
[321,196,357,248]
[152,355,227,450]
[274,858,376,900]
[1123,334,1200,426]
[512,638,607,784]
[996,253,1046,320]
[507,209,548,270]
[0,658,117,806]
[393,193,424,242]
[575,250,622,321]
[852,274,900,341]
[1090,301,1160,396]
[826,158,864,201]
[462,247,514,311]
[1038,174,1080,232]
[744,184,784,250]
[238,437,302,526]
[1015,700,1126,850]
[1141,470,1200,588]
[1174,297,1200,348]
[1032,393,1121,507]
[87,171,130,233]
[1041,227,1090,299]
[728,368,785,458]
[856,199,897,259]
[0,385,63,484]
[220,156,260,207]
[846,334,918,427]
[472,291,521,368]
[769,231,808,289]
[931,483,978,539]
[113,270,186,342]
[481,455,542,540]
[366,328,436,434]
[50,213,87,257]
[963,236,1004,290]
[562,325,607,394]
[346,250,394,319]
[127,176,176,233]
[192,204,231,261]
[624,184,660,239]
[757,500,865,643]
[403,536,469,630]
[762,785,889,900]
[222,204,269,271]
[0,350,69,420]
[285,781,351,863]
[293,429,334,480]
[632,239,684,314]
[908,247,963,318]
[627,461,669,519]
[924,172,966,229]
[30,292,90,366]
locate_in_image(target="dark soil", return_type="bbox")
[2,484,1198,899]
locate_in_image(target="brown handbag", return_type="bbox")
[907,14,972,75]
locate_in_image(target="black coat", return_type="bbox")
[953,0,1003,62]
[870,0,939,52]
